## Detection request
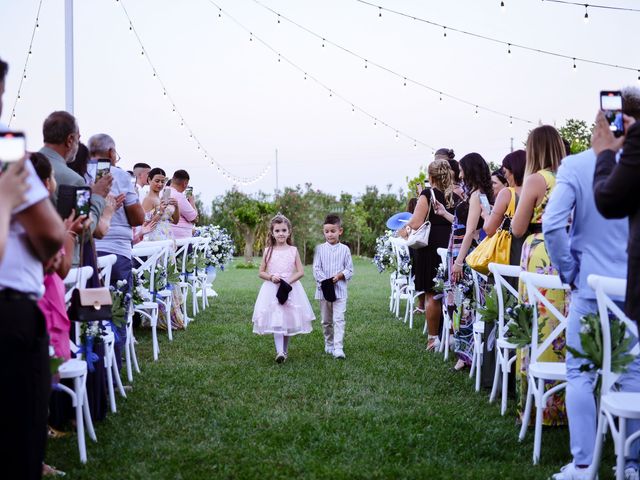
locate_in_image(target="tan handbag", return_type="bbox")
[67,231,113,322]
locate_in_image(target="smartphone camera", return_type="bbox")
[0,131,26,170]
[162,188,171,202]
[600,91,625,138]
[95,159,111,181]
[75,188,92,217]
[185,186,193,198]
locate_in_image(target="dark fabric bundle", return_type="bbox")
[276,280,292,305]
[321,278,336,302]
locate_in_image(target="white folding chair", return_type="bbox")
[470,268,489,392]
[123,302,140,383]
[389,237,410,320]
[174,237,195,326]
[97,254,117,288]
[488,262,523,415]
[194,236,214,312]
[63,266,94,345]
[437,248,453,360]
[518,271,570,464]
[587,275,640,480]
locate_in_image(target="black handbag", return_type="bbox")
[67,231,113,322]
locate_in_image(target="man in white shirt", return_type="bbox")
[133,162,150,201]
[0,57,67,480]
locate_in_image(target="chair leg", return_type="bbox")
[83,388,97,442]
[475,342,483,392]
[166,298,174,342]
[105,349,116,413]
[519,381,533,441]
[490,349,501,403]
[616,418,626,480]
[500,357,510,416]
[533,378,544,465]
[443,326,450,361]
[74,377,87,463]
[125,334,133,383]
[112,357,126,398]
[589,409,606,480]
[131,336,140,374]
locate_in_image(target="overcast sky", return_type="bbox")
[1,0,637,206]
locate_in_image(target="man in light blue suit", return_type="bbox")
[544,108,640,478]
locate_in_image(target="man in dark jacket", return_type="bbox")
[592,86,640,332]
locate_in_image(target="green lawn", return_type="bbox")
[46,257,614,479]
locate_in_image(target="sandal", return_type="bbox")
[48,426,70,439]
[43,463,66,477]
[426,336,441,352]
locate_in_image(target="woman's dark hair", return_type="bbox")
[67,142,89,177]
[491,169,508,187]
[459,152,494,204]
[148,167,166,181]
[407,197,418,214]
[501,149,526,187]
[447,159,461,184]
[29,152,52,182]
[435,148,455,160]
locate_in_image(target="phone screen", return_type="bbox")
[600,91,624,137]
[0,132,26,168]
[162,188,171,202]
[75,188,91,217]
[479,193,491,213]
[185,186,193,198]
[95,160,111,181]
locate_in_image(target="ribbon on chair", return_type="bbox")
[107,321,121,344]
[76,336,100,372]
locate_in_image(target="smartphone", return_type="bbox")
[185,186,193,198]
[95,159,111,181]
[0,131,26,170]
[600,91,625,138]
[75,187,92,217]
[479,193,491,213]
[161,188,171,202]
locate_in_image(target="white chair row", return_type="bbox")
[389,237,424,329]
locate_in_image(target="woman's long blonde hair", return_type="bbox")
[428,159,454,208]
[264,213,293,268]
[525,125,565,177]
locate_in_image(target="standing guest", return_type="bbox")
[253,214,315,362]
[313,214,354,359]
[90,134,145,371]
[66,142,90,180]
[0,162,29,261]
[133,162,151,199]
[491,169,509,198]
[511,125,568,427]
[546,90,640,479]
[168,169,198,239]
[434,148,464,199]
[400,160,460,351]
[0,56,66,480]
[435,153,493,370]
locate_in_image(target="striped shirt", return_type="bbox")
[312,242,354,300]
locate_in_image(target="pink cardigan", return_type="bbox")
[38,272,71,360]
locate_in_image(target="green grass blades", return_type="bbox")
[46,257,617,479]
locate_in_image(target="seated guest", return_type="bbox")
[168,169,198,239]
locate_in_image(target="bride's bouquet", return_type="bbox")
[194,224,235,270]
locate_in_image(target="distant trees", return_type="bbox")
[559,118,593,154]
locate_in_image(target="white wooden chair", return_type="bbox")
[470,268,489,392]
[436,248,453,360]
[194,236,216,312]
[587,275,640,480]
[124,302,140,383]
[389,237,410,320]
[175,237,196,326]
[488,263,523,415]
[97,254,117,288]
[518,271,570,464]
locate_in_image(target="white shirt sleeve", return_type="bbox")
[11,160,49,215]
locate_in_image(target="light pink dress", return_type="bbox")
[252,246,315,336]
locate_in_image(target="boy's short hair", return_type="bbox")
[324,214,342,227]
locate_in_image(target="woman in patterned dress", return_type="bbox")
[511,125,569,426]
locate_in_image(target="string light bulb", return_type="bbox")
[475,105,479,116]
[403,77,407,86]
[379,7,382,17]
[277,14,280,24]
[443,26,447,37]
[351,105,355,114]
[321,38,325,48]
[500,1,506,12]
[395,131,399,141]
[507,43,511,56]
[509,116,513,127]
[364,59,368,69]
[573,57,577,70]
[584,5,589,23]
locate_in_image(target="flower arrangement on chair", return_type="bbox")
[193,225,235,270]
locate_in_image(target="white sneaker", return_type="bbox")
[551,463,591,480]
[324,346,334,355]
[333,349,345,359]
[625,466,639,480]
[275,352,286,363]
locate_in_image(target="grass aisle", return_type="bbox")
[48,257,607,479]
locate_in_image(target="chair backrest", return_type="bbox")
[588,274,640,393]
[521,271,570,363]
[97,254,117,287]
[489,263,522,340]
[436,248,448,271]
[470,267,489,321]
[63,266,94,304]
[174,237,194,275]
[390,237,410,279]
[131,243,167,296]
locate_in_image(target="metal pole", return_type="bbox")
[65,0,74,114]
[275,148,279,193]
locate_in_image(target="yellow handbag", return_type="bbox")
[466,188,516,274]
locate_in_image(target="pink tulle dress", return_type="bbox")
[252,246,315,336]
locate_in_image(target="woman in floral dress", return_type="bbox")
[511,125,569,426]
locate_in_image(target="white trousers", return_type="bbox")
[320,298,347,351]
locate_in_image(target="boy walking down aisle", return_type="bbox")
[313,215,354,359]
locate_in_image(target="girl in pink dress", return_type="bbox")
[252,214,315,363]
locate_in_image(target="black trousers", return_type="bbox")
[0,297,51,480]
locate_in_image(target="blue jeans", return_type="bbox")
[97,252,132,372]
[566,296,640,467]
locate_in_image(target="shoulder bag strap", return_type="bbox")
[74,228,86,289]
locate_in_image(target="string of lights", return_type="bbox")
[207,0,438,150]
[248,0,534,125]
[357,0,639,78]
[540,0,640,13]
[8,0,44,127]
[116,0,270,186]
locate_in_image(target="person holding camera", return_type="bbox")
[168,169,198,240]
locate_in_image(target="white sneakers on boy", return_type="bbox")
[333,349,345,359]
[550,463,592,480]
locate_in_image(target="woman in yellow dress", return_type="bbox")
[511,125,569,426]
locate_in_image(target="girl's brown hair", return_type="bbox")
[428,159,454,208]
[264,213,293,268]
[525,125,565,177]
